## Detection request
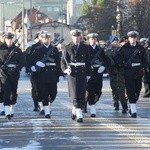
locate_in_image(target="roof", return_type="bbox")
[11,7,54,30]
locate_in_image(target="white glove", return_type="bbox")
[59,76,64,83]
[31,66,36,72]
[36,61,45,68]
[97,66,105,73]
[64,67,71,75]
[86,76,90,80]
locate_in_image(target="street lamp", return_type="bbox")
[116,0,121,38]
[29,0,33,41]
[60,0,64,40]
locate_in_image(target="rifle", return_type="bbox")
[125,49,140,67]
[51,36,61,45]
[1,47,18,70]
[90,48,103,66]
[36,38,64,71]
[14,34,23,48]
[0,47,18,78]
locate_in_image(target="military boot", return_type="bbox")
[10,104,15,117]
[33,100,39,111]
[71,106,76,120]
[44,106,51,118]
[5,106,11,120]
[114,101,119,110]
[129,103,137,118]
[76,108,83,123]
[90,104,96,117]
[0,103,5,116]
[38,102,44,115]
[121,101,128,114]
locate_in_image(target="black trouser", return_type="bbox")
[73,99,85,109]
[109,71,127,105]
[0,80,4,103]
[86,82,102,105]
[38,82,57,106]
[3,75,19,106]
[125,76,142,103]
[30,72,39,107]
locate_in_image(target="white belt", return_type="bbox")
[92,64,100,67]
[131,63,141,67]
[69,62,85,66]
[45,63,56,66]
[7,64,16,68]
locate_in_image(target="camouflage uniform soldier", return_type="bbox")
[105,37,128,113]
[0,31,6,115]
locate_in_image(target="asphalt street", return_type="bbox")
[0,68,150,150]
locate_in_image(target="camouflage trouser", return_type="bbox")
[109,68,127,106]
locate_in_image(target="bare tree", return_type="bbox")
[129,0,150,37]
[75,0,117,40]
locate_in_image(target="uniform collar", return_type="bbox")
[91,44,96,49]
[43,43,50,48]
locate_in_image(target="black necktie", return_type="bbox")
[73,44,78,55]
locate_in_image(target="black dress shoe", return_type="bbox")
[6,115,11,120]
[45,114,51,118]
[77,118,83,123]
[114,101,119,110]
[90,114,96,117]
[33,107,39,111]
[122,109,127,114]
[114,107,119,111]
[0,111,5,116]
[40,110,45,115]
[71,114,76,120]
[131,113,137,118]
[10,114,14,117]
[129,109,131,115]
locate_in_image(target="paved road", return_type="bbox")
[0,69,150,150]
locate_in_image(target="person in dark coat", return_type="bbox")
[0,31,6,115]
[86,33,110,117]
[0,32,24,119]
[30,31,64,118]
[25,31,42,112]
[115,31,148,118]
[61,29,91,123]
[140,38,150,98]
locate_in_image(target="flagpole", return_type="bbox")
[30,0,33,41]
[22,0,25,51]
[61,0,63,40]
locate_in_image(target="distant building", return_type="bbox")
[0,0,68,31]
[9,7,53,50]
[11,7,53,31]
[30,21,74,47]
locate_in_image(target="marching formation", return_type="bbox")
[0,29,149,122]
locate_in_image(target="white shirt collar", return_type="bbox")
[91,45,96,49]
[43,43,50,48]
[130,43,136,47]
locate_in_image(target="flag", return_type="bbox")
[24,9,31,29]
